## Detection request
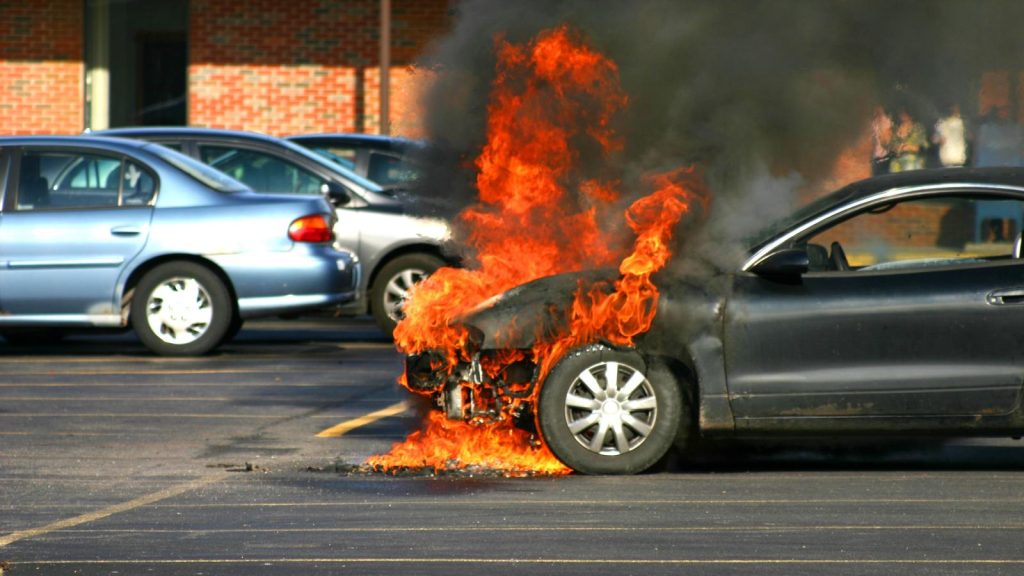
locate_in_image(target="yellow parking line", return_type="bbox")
[0,412,282,419]
[0,473,228,548]
[316,401,408,438]
[0,369,300,376]
[15,558,1024,566]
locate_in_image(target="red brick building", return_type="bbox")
[0,0,451,137]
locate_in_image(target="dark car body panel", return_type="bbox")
[458,270,616,350]
[725,265,1024,425]
[431,167,1024,443]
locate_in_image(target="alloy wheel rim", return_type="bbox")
[145,277,213,345]
[382,267,428,322]
[564,361,658,456]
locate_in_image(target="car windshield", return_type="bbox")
[145,143,248,192]
[746,185,861,252]
[277,138,385,193]
[306,147,357,171]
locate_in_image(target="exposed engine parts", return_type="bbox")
[406,350,538,425]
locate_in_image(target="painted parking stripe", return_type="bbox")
[315,401,408,438]
[13,558,1024,567]
[0,473,228,548]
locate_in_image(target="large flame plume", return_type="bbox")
[367,26,703,475]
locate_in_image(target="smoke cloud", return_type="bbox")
[414,0,1024,273]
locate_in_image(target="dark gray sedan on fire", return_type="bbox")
[408,167,1024,474]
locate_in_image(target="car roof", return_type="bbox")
[285,133,423,154]
[96,126,389,193]
[839,166,1024,200]
[0,134,153,152]
[95,126,287,144]
[286,132,421,145]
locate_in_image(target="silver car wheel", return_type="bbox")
[564,360,658,456]
[382,267,428,322]
[145,276,214,345]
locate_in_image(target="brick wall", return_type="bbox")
[0,0,84,134]
[189,0,450,137]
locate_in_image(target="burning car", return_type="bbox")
[401,167,1024,474]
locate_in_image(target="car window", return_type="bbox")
[283,139,384,193]
[16,150,155,210]
[119,161,157,205]
[367,151,418,186]
[145,143,247,193]
[307,145,357,171]
[199,145,325,195]
[802,193,1024,272]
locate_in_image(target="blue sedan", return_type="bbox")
[0,135,359,355]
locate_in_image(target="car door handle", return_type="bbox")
[987,289,1024,305]
[110,226,142,236]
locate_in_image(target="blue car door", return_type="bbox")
[0,147,155,324]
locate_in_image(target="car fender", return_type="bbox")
[686,335,735,433]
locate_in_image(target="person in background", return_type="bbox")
[871,106,894,176]
[889,109,928,172]
[932,103,968,167]
[975,105,1023,167]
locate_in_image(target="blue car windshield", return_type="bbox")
[145,143,249,192]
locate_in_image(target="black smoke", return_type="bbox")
[414,0,1024,273]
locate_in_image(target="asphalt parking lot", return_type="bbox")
[2,318,1024,575]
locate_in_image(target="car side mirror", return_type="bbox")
[749,247,809,279]
[320,182,351,206]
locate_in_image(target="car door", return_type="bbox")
[0,147,155,323]
[724,190,1024,427]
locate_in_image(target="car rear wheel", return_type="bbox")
[371,253,445,335]
[131,261,233,356]
[220,315,244,345]
[538,346,684,474]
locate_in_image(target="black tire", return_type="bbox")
[219,316,245,345]
[370,253,445,335]
[538,346,685,475]
[130,261,233,356]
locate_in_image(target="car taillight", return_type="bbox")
[288,214,334,243]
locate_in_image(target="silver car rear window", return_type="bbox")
[144,143,248,193]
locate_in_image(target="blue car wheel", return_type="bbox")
[131,261,233,356]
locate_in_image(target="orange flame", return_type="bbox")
[393,25,628,369]
[367,26,703,475]
[535,168,703,382]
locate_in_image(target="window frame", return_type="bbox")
[9,146,159,212]
[196,143,328,196]
[793,187,1024,275]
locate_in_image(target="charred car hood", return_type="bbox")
[457,268,617,350]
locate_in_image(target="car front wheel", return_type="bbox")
[371,253,445,335]
[538,346,684,474]
[131,261,233,356]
